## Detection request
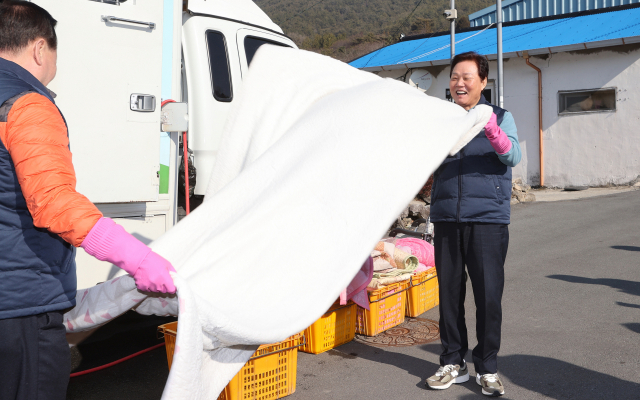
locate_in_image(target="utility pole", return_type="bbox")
[444,2,457,60]
[496,0,504,107]
[450,0,455,59]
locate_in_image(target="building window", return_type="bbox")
[205,30,233,102]
[445,89,454,102]
[482,80,495,105]
[244,36,290,66]
[558,88,616,115]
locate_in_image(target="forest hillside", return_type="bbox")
[255,0,495,61]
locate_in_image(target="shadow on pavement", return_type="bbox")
[616,301,640,309]
[610,245,640,252]
[419,342,443,356]
[67,346,168,400]
[547,275,640,297]
[500,355,639,400]
[336,341,437,380]
[337,341,481,394]
[70,311,175,373]
[457,395,517,400]
[622,323,640,334]
[337,344,640,399]
[67,312,175,400]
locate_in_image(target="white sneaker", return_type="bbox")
[426,361,469,390]
[476,372,505,396]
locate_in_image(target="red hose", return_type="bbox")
[161,99,190,215]
[70,343,165,377]
[77,102,184,378]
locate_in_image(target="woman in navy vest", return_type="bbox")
[425,52,521,397]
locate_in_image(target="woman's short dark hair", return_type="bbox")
[0,0,57,54]
[450,51,489,81]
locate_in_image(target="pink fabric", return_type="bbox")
[81,218,176,293]
[484,113,512,155]
[414,264,429,273]
[395,238,435,267]
[339,288,347,305]
[340,257,374,310]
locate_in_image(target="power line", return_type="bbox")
[389,0,426,41]
[364,0,425,68]
[396,23,495,64]
[393,30,438,66]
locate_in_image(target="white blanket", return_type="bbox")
[64,46,492,399]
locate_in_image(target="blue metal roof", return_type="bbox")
[350,6,640,70]
[469,0,639,27]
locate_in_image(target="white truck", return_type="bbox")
[30,0,296,289]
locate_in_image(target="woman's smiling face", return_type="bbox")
[450,60,487,110]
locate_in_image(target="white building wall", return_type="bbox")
[374,45,640,187]
[537,49,640,187]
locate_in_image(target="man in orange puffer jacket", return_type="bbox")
[0,2,176,399]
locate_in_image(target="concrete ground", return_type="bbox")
[67,190,640,400]
[532,185,638,202]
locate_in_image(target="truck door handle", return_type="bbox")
[101,15,156,29]
[130,94,156,112]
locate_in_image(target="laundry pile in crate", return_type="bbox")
[64,45,492,400]
[368,237,435,289]
[337,236,436,310]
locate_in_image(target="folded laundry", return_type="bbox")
[373,265,419,278]
[371,250,394,271]
[372,241,419,271]
[394,248,418,270]
[368,257,420,289]
[396,238,435,267]
[368,274,412,289]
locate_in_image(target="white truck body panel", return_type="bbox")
[187,0,283,33]
[32,0,164,203]
[26,1,295,288]
[183,15,296,194]
[182,15,242,195]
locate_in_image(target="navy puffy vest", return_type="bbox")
[430,95,512,225]
[0,58,76,319]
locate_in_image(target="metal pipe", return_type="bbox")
[450,0,455,59]
[524,55,544,187]
[183,131,191,214]
[496,0,504,107]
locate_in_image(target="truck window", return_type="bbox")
[245,36,291,66]
[205,30,233,102]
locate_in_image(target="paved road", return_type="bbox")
[67,190,640,399]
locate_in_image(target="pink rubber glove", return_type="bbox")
[81,218,176,293]
[484,113,512,155]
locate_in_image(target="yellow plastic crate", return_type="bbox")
[355,281,408,336]
[300,300,357,354]
[405,268,439,317]
[158,321,178,369]
[159,322,302,400]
